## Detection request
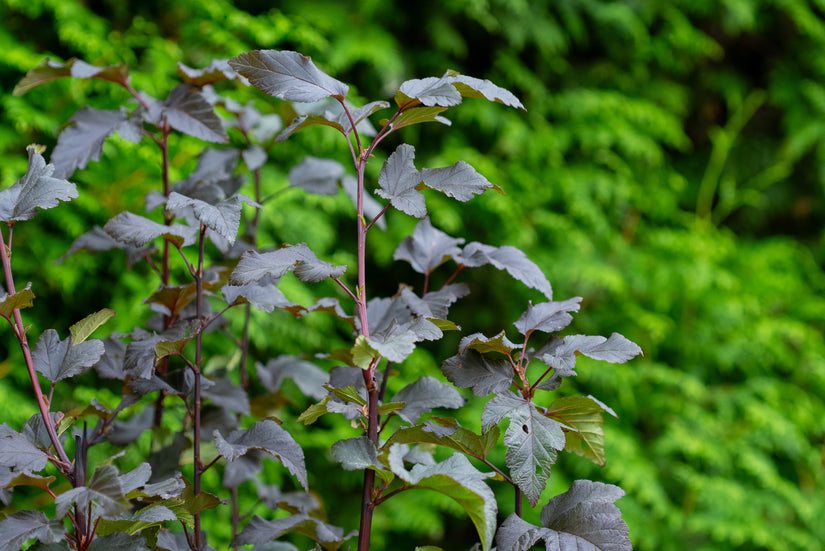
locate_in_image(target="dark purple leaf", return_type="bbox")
[535,480,631,551]
[0,145,78,222]
[22,412,64,449]
[458,242,553,300]
[256,356,329,400]
[50,107,133,179]
[255,482,320,514]
[400,283,470,319]
[300,296,356,328]
[214,419,307,489]
[441,350,513,396]
[420,161,494,202]
[159,84,228,143]
[0,424,48,472]
[393,217,464,274]
[31,329,104,383]
[514,298,583,335]
[387,448,497,550]
[534,333,641,379]
[166,192,259,244]
[87,531,152,551]
[104,211,197,248]
[222,279,297,313]
[375,144,426,218]
[288,157,344,196]
[482,391,566,507]
[13,57,129,95]
[242,144,267,171]
[202,377,250,415]
[55,464,130,520]
[229,49,349,102]
[393,376,465,424]
[172,147,243,204]
[177,59,242,86]
[230,243,346,285]
[233,513,352,547]
[331,436,381,471]
[396,76,462,108]
[0,510,63,551]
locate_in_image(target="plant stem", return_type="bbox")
[192,224,207,551]
[0,226,71,471]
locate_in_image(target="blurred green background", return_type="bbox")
[1,0,824,549]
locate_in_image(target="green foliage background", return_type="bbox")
[1,0,824,549]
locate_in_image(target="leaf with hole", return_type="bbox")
[482,391,566,507]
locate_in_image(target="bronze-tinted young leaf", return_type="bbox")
[256,355,329,400]
[386,424,500,461]
[482,391,566,507]
[31,329,105,383]
[385,106,451,130]
[441,350,513,397]
[55,464,131,520]
[387,448,497,551]
[276,113,345,143]
[459,331,522,356]
[177,59,241,86]
[50,107,126,178]
[513,297,583,336]
[288,156,344,196]
[376,144,426,218]
[0,424,48,473]
[69,308,115,345]
[548,395,616,467]
[13,57,129,95]
[230,243,346,285]
[166,192,259,244]
[160,84,228,143]
[103,211,197,248]
[0,145,78,222]
[213,419,307,490]
[446,73,525,109]
[229,49,349,102]
[297,396,331,425]
[458,242,553,300]
[0,510,64,551]
[396,76,462,108]
[0,282,34,320]
[394,217,465,274]
[393,376,465,424]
